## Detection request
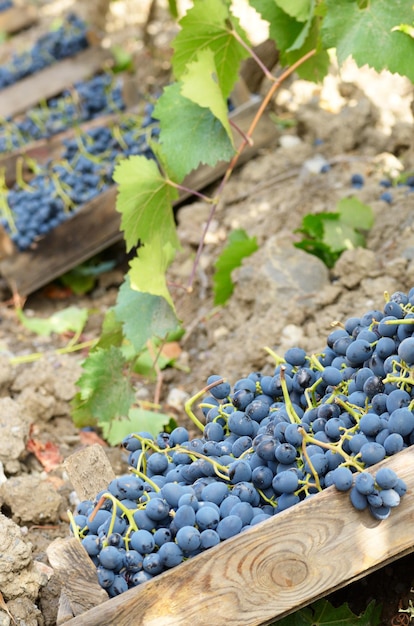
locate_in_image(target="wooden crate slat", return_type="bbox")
[47,538,108,616]
[0,96,278,295]
[0,47,111,119]
[63,444,116,502]
[51,445,414,626]
[0,5,38,35]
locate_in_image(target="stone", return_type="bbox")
[0,513,44,601]
[0,398,30,465]
[0,475,62,525]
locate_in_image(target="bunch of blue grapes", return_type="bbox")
[2,104,157,250]
[70,289,414,597]
[0,73,125,153]
[0,0,13,11]
[0,13,89,90]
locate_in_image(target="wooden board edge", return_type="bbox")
[56,446,414,626]
[0,47,112,119]
[0,5,38,35]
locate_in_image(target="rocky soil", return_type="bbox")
[1,1,414,625]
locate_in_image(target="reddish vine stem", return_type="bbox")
[186,48,316,290]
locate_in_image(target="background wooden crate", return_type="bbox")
[0,95,278,296]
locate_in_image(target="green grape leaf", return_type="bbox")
[213,229,258,306]
[275,0,312,22]
[93,308,124,351]
[283,17,330,82]
[71,345,135,427]
[274,599,381,626]
[153,83,235,182]
[167,0,178,19]
[294,238,339,269]
[16,305,88,337]
[249,0,304,52]
[171,0,249,98]
[321,0,414,81]
[101,408,172,446]
[113,156,179,252]
[323,218,365,252]
[336,196,374,230]
[114,277,180,353]
[180,48,233,142]
[128,231,176,311]
[295,212,339,240]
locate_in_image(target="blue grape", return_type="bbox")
[331,466,353,492]
[216,515,243,540]
[207,375,231,399]
[375,467,398,489]
[354,472,375,495]
[359,442,386,466]
[175,526,201,552]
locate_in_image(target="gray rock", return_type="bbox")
[0,398,30,466]
[0,513,44,601]
[0,475,62,525]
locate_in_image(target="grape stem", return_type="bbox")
[184,377,226,432]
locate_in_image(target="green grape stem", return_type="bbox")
[185,377,227,432]
[280,365,302,424]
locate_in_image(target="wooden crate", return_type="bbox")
[0,4,38,36]
[0,95,278,296]
[0,46,112,120]
[46,443,414,625]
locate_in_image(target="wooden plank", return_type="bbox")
[0,96,278,295]
[0,47,111,119]
[54,446,414,626]
[0,5,38,35]
[63,444,116,502]
[47,538,108,616]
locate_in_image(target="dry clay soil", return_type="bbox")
[1,20,414,625]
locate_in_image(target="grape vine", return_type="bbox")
[72,0,414,433]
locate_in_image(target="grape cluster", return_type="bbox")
[0,73,125,153]
[0,0,13,11]
[0,13,89,90]
[2,104,157,250]
[71,289,413,597]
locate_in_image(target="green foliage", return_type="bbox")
[101,408,173,446]
[114,277,180,354]
[71,345,135,428]
[59,259,116,295]
[294,197,374,268]
[153,82,235,183]
[213,229,259,305]
[274,599,381,626]
[171,0,250,98]
[321,0,414,82]
[17,306,88,337]
[113,156,179,252]
[71,0,414,440]
[110,44,134,73]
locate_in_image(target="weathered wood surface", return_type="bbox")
[0,47,111,119]
[0,5,38,35]
[0,96,278,295]
[63,444,116,502]
[52,446,414,626]
[47,538,108,617]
